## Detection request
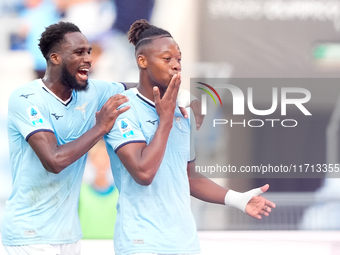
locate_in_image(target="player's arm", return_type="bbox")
[28,95,130,174]
[116,120,171,185]
[187,161,228,204]
[187,161,276,219]
[116,74,181,186]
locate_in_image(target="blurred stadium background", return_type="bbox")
[1,0,340,254]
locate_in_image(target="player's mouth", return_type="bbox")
[170,71,180,77]
[77,68,89,81]
[169,72,179,81]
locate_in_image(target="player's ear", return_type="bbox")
[50,53,60,65]
[137,54,147,69]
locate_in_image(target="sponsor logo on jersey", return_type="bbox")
[20,93,35,99]
[51,113,63,120]
[146,119,158,125]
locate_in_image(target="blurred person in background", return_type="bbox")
[90,0,155,82]
[79,139,119,239]
[54,0,154,82]
[54,0,115,77]
[18,0,60,78]
[56,0,114,43]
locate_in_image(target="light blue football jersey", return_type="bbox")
[105,88,200,255]
[1,79,125,246]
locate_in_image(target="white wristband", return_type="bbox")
[177,89,198,108]
[224,188,263,212]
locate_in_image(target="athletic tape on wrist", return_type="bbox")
[224,188,263,212]
[177,89,198,108]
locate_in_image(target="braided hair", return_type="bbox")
[128,19,172,51]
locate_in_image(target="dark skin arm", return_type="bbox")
[123,82,204,130]
[116,74,181,185]
[28,94,130,174]
[187,161,228,204]
[187,162,275,219]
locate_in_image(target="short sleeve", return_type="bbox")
[90,80,126,110]
[105,102,146,153]
[8,88,54,141]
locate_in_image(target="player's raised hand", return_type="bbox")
[153,72,181,123]
[95,94,130,134]
[245,184,276,220]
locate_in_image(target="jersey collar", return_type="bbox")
[131,88,155,108]
[38,79,73,106]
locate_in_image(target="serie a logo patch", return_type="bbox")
[26,106,43,126]
[118,118,134,138]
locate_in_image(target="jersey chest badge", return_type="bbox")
[175,117,182,130]
[75,102,88,120]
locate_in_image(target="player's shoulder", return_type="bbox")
[87,79,125,99]
[88,79,124,89]
[121,88,141,109]
[121,88,137,98]
[9,79,41,102]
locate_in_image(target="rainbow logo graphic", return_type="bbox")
[196,82,222,106]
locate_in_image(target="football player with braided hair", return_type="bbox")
[105,19,276,255]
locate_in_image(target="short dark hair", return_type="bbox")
[128,19,172,51]
[38,22,81,62]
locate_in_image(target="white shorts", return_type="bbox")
[3,240,81,255]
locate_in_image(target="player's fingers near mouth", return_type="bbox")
[172,73,181,98]
[153,86,161,105]
[167,74,178,97]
